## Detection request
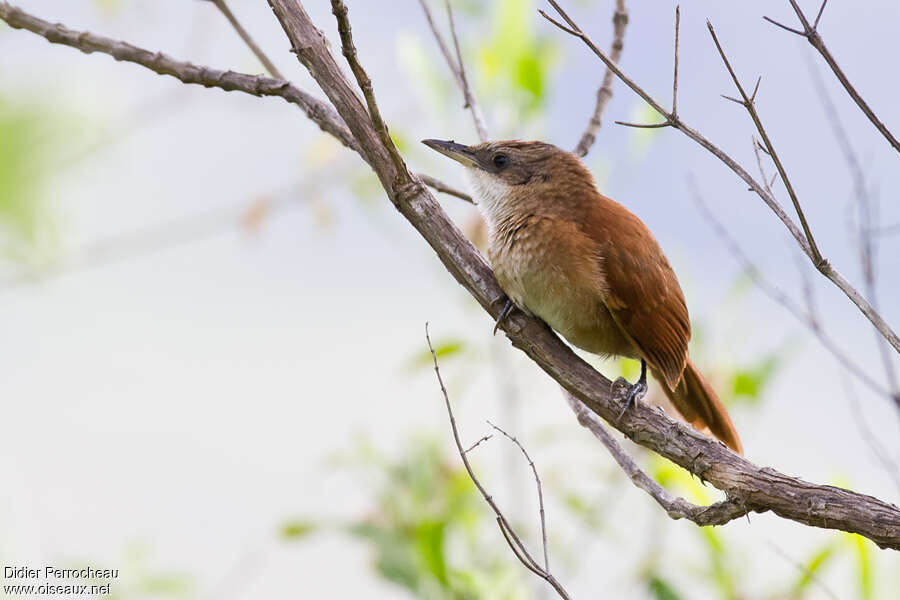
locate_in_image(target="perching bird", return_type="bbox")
[423,139,742,454]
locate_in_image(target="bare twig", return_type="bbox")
[416,173,473,203]
[539,0,900,354]
[564,392,750,525]
[416,0,460,85]
[707,20,825,269]
[807,60,900,410]
[445,0,488,142]
[464,434,493,454]
[614,120,670,129]
[763,0,900,153]
[843,377,900,495]
[426,325,571,599]
[671,5,680,118]
[487,420,550,572]
[688,176,892,400]
[417,0,488,141]
[0,175,320,291]
[573,0,628,157]
[330,0,408,177]
[0,1,471,203]
[206,0,283,78]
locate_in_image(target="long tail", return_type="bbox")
[652,359,743,454]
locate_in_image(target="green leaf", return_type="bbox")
[415,520,449,584]
[789,543,836,597]
[408,338,467,369]
[280,520,316,540]
[846,533,874,600]
[0,95,58,259]
[730,355,779,403]
[647,575,684,600]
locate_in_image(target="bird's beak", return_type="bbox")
[421,139,478,168]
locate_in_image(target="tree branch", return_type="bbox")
[763,0,900,153]
[688,176,894,402]
[539,0,900,355]
[426,325,571,599]
[260,0,900,550]
[706,21,825,269]
[572,0,628,157]
[0,1,472,203]
[487,420,551,572]
[417,0,489,142]
[564,392,750,526]
[206,0,283,78]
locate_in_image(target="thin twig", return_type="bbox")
[417,0,489,141]
[842,377,900,495]
[807,60,900,410]
[573,0,628,157]
[687,175,892,400]
[707,20,825,269]
[0,1,471,203]
[416,0,461,85]
[426,324,571,599]
[487,420,550,572]
[464,434,493,454]
[564,391,750,525]
[614,120,670,129]
[763,0,900,152]
[671,5,680,118]
[207,0,283,78]
[330,0,408,177]
[445,0,488,141]
[416,173,475,203]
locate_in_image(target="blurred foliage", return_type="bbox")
[407,337,468,370]
[280,520,317,540]
[0,95,60,264]
[729,353,779,405]
[478,0,556,116]
[398,0,557,138]
[55,545,192,600]
[290,437,527,599]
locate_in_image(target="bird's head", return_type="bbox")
[422,139,595,220]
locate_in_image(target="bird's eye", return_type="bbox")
[492,154,509,169]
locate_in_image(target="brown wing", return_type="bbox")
[589,196,691,389]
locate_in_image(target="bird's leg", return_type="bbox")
[493,297,515,336]
[616,359,648,422]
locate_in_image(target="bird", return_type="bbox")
[422,138,742,454]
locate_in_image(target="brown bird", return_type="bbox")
[423,139,742,454]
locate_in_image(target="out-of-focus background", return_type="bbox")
[1,0,899,598]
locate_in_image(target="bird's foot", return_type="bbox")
[615,359,648,422]
[493,298,515,336]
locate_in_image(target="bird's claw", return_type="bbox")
[616,378,648,422]
[493,298,515,336]
[615,359,648,422]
